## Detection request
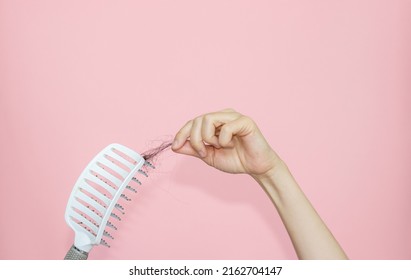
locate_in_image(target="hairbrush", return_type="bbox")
[64,143,153,260]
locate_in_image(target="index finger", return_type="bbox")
[172,120,193,150]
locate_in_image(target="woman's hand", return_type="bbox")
[171,109,348,259]
[171,109,282,179]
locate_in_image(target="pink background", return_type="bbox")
[1,0,410,260]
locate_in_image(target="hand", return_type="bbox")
[172,109,348,259]
[171,109,282,178]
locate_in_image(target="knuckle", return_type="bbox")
[222,107,236,112]
[203,114,212,124]
[219,126,232,144]
[182,120,193,129]
[239,115,250,122]
[194,116,203,123]
[239,115,253,125]
[221,123,232,133]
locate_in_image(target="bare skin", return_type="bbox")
[171,109,348,260]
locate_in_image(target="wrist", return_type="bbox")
[252,159,300,204]
[252,157,287,186]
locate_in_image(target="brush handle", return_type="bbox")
[64,245,89,260]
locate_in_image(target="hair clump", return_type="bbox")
[141,140,173,162]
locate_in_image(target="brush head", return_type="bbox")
[64,143,152,252]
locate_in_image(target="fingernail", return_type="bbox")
[199,150,207,158]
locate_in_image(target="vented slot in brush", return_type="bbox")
[75,190,106,215]
[88,171,118,191]
[70,209,99,235]
[84,178,114,200]
[71,203,102,228]
[105,154,131,173]
[106,149,137,169]
[75,197,103,219]
[79,187,109,209]
[112,147,139,166]
[90,166,121,189]
[70,216,96,238]
[96,162,125,181]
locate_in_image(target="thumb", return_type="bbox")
[172,140,215,166]
[171,140,199,157]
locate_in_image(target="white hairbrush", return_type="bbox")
[64,143,153,260]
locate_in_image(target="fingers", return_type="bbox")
[190,117,207,157]
[173,140,202,158]
[219,116,254,146]
[172,120,192,150]
[201,114,223,148]
[172,109,248,157]
[220,108,236,113]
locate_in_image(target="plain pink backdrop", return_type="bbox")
[1,1,410,259]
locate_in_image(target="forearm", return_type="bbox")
[253,160,348,260]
